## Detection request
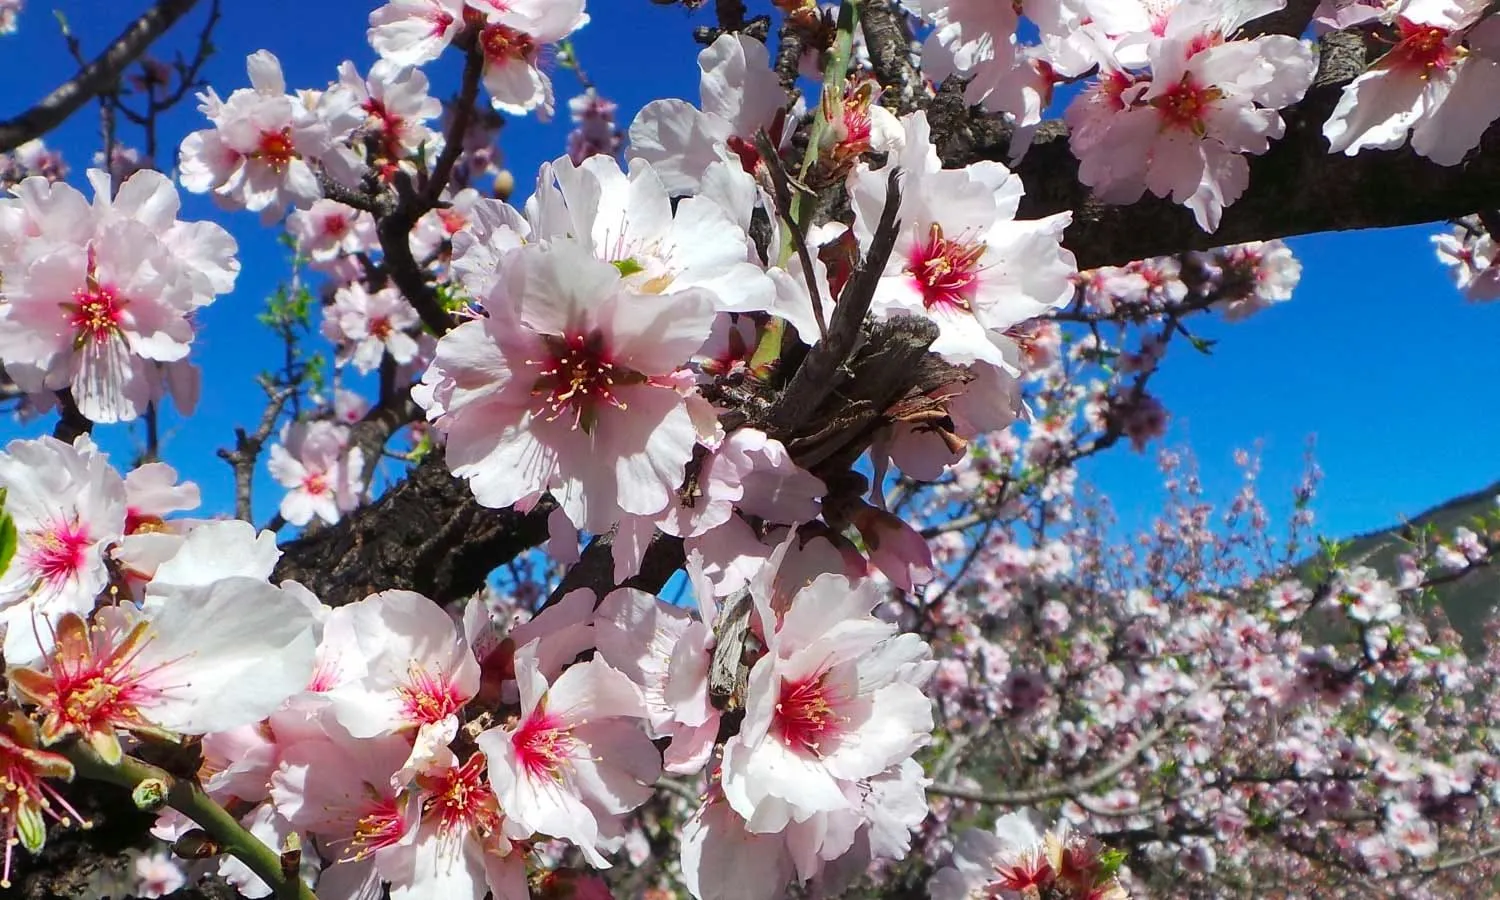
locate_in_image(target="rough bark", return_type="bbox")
[272,452,555,607]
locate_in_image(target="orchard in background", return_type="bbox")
[0,0,1498,898]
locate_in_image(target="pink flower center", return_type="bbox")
[370,316,394,340]
[302,472,330,497]
[27,521,91,587]
[1388,19,1456,72]
[395,661,467,726]
[323,214,350,239]
[990,853,1054,894]
[0,723,87,889]
[254,128,297,171]
[1153,76,1222,132]
[10,615,168,752]
[343,795,408,862]
[480,23,536,63]
[68,284,124,344]
[532,332,640,432]
[774,673,842,754]
[438,208,468,235]
[906,223,985,313]
[512,705,577,780]
[425,753,502,838]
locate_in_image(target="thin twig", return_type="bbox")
[0,0,201,151]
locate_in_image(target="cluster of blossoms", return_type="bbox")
[905,0,1500,227]
[8,0,1500,896]
[0,434,938,900]
[0,168,238,422]
[894,413,1500,896]
[908,0,1319,230]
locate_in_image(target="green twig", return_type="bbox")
[64,741,318,900]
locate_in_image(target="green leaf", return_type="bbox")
[0,487,15,580]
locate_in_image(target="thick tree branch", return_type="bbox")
[0,0,201,152]
[932,31,1500,269]
[858,0,922,113]
[272,452,554,607]
[1240,0,1321,38]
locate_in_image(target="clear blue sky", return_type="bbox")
[0,0,1495,545]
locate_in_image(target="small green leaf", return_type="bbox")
[612,258,645,278]
[0,488,16,580]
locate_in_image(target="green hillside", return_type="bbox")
[1329,481,1500,654]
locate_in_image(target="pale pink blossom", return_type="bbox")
[133,851,186,899]
[849,111,1076,366]
[720,573,934,831]
[178,51,363,220]
[368,0,465,66]
[267,419,366,526]
[324,281,421,373]
[1067,5,1317,231]
[529,153,775,314]
[337,58,443,169]
[288,199,378,262]
[323,589,480,742]
[0,436,126,664]
[474,0,589,118]
[8,575,318,763]
[630,33,790,194]
[476,646,662,866]
[414,241,716,533]
[1325,0,1500,165]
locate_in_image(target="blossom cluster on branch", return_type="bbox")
[2,0,1500,898]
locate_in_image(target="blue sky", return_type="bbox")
[0,0,1495,547]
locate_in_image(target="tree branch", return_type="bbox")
[272,452,554,607]
[858,0,922,113]
[931,31,1500,269]
[0,0,201,152]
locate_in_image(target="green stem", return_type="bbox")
[789,0,861,231]
[64,741,317,900]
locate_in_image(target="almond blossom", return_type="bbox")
[287,198,378,262]
[266,419,366,527]
[720,572,934,832]
[178,51,363,220]
[1065,1,1317,230]
[0,169,235,422]
[630,33,790,194]
[473,0,590,117]
[848,111,1076,366]
[1324,0,1500,165]
[381,747,531,900]
[368,0,465,66]
[323,281,422,373]
[322,589,479,742]
[0,711,85,890]
[0,436,126,664]
[414,241,716,534]
[476,645,661,866]
[336,58,444,176]
[7,575,317,764]
[528,153,775,315]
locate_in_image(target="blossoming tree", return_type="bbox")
[1,0,1500,898]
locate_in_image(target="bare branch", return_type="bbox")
[216,386,294,522]
[0,0,202,152]
[858,0,922,113]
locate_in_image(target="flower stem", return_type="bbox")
[63,740,318,900]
